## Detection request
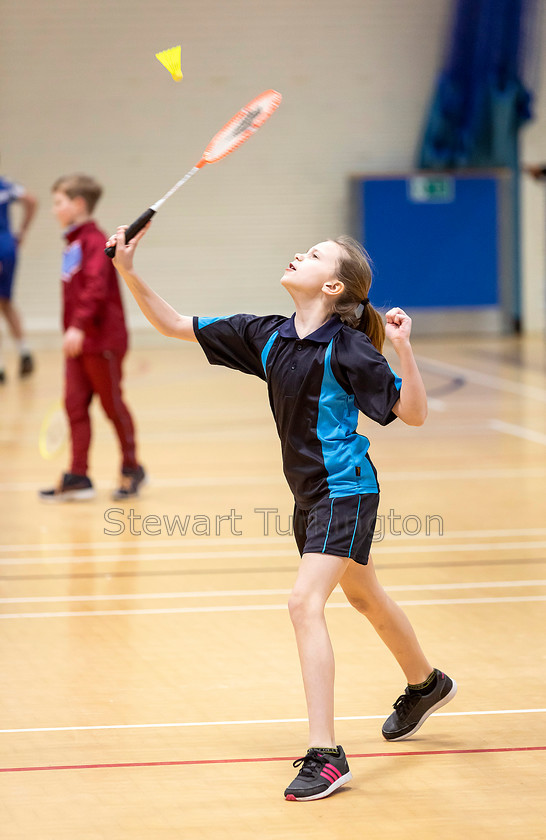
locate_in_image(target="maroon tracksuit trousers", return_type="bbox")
[65,351,138,476]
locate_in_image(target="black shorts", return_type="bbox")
[293,493,379,565]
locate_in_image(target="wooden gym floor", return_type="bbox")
[0,331,545,839]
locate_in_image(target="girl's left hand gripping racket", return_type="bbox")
[105,89,282,258]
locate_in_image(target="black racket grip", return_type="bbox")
[104,207,156,258]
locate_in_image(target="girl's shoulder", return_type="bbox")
[331,324,393,388]
[230,313,288,337]
[333,322,379,358]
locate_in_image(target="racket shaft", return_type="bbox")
[104,207,156,258]
[151,165,201,211]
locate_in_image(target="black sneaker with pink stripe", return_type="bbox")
[284,746,352,801]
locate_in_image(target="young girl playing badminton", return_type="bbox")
[106,224,457,802]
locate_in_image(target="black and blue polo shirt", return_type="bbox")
[193,313,401,510]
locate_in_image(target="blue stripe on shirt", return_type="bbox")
[316,340,379,496]
[260,330,279,376]
[197,316,226,329]
[388,363,402,391]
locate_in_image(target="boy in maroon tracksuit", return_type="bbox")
[40,174,145,502]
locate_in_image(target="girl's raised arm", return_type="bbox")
[106,225,197,342]
[385,307,427,426]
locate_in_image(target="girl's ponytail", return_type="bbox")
[357,302,385,353]
[332,235,386,352]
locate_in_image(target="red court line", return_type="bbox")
[1,745,544,773]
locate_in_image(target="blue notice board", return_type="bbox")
[353,175,500,308]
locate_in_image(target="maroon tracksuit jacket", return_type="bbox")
[62,220,128,354]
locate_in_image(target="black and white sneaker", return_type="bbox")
[112,465,147,500]
[382,669,457,741]
[39,473,96,503]
[284,747,352,801]
[20,353,34,377]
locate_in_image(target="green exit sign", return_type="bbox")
[408,176,455,203]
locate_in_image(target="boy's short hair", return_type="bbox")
[52,174,103,214]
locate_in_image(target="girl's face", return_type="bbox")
[281,240,342,298]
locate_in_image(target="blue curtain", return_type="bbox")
[418,0,540,169]
[417,0,541,330]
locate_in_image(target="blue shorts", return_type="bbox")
[0,243,17,300]
[293,493,379,565]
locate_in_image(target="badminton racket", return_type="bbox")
[39,400,68,460]
[105,89,282,258]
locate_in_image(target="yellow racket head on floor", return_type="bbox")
[155,45,183,81]
[39,400,68,460]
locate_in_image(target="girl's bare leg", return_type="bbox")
[340,554,432,684]
[288,552,350,748]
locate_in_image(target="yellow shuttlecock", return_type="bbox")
[155,45,183,81]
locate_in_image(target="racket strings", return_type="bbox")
[203,90,282,163]
[39,404,68,460]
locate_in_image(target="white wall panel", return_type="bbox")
[7,0,542,336]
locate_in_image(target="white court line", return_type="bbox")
[2,526,546,554]
[379,467,546,481]
[2,708,545,734]
[416,355,546,403]
[0,429,276,447]
[1,579,545,605]
[1,594,546,619]
[0,475,283,492]
[433,528,546,539]
[0,588,291,604]
[2,466,545,493]
[2,540,546,567]
[0,536,291,553]
[489,419,546,447]
[0,549,297,567]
